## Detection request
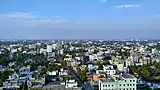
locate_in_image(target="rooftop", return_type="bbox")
[101,78,116,82]
[122,74,135,78]
[100,74,135,82]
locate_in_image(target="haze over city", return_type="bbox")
[0,0,160,39]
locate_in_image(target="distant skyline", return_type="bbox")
[0,0,160,40]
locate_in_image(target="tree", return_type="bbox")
[20,80,28,90]
[77,67,81,74]
[0,56,7,66]
[81,67,88,81]
[0,70,12,87]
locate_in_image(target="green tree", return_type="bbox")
[77,67,81,74]
[81,67,88,81]
[20,80,28,90]
[0,70,12,87]
[0,56,6,66]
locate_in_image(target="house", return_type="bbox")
[88,73,107,82]
[19,66,31,75]
[11,48,17,53]
[0,65,5,71]
[2,73,45,90]
[65,80,78,88]
[47,70,58,76]
[116,63,124,72]
[59,68,68,76]
[103,65,116,76]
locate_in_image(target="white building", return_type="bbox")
[59,68,68,76]
[60,49,64,55]
[99,74,137,90]
[28,44,36,49]
[152,48,157,54]
[52,44,57,50]
[40,48,47,54]
[11,48,17,53]
[65,80,78,88]
[47,71,58,76]
[47,45,53,53]
[103,65,116,76]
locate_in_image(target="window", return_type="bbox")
[130,80,132,82]
[133,84,135,86]
[103,85,105,87]
[127,84,129,86]
[112,85,114,87]
[133,88,135,90]
[130,84,132,86]
[119,84,121,86]
[124,84,125,86]
[125,80,126,82]
[108,85,110,87]
[133,80,135,82]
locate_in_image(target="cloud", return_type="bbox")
[0,12,73,27]
[116,4,141,8]
[100,0,107,3]
[0,12,37,19]
[0,12,159,40]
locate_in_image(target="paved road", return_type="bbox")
[68,67,88,90]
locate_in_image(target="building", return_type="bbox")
[116,63,125,72]
[19,66,31,75]
[47,45,53,53]
[103,65,116,76]
[47,70,58,76]
[65,80,78,88]
[99,74,137,90]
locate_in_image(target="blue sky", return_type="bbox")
[0,0,160,40]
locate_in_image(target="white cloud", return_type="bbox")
[1,12,37,19]
[0,12,72,27]
[0,12,159,39]
[0,12,86,33]
[100,0,107,3]
[116,4,141,8]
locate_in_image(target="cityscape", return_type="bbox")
[1,0,160,90]
[0,40,160,90]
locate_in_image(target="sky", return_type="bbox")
[0,0,160,40]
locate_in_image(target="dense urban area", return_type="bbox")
[0,40,160,90]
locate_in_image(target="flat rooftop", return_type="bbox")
[100,74,135,82]
[101,78,116,82]
[122,74,135,78]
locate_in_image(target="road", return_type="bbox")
[68,67,88,90]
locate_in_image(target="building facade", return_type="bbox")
[99,74,137,90]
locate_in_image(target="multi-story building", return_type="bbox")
[103,65,116,76]
[99,74,137,90]
[47,45,53,53]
